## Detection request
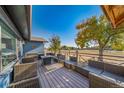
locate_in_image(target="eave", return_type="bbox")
[101,5,124,28]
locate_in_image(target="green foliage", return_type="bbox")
[75,15,124,61]
[111,33,124,51]
[76,15,124,50]
[61,45,68,50]
[61,45,77,50]
[49,35,61,54]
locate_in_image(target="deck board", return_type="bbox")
[50,70,65,88]
[61,68,89,86]
[58,68,88,87]
[38,64,50,88]
[38,62,89,88]
[53,68,76,88]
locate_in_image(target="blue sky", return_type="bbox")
[32,5,103,47]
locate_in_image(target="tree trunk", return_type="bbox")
[54,50,57,56]
[98,48,104,62]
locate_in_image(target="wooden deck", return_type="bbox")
[37,63,89,88]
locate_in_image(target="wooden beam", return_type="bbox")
[101,5,116,28]
[101,5,124,28]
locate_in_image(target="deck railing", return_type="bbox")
[46,50,124,64]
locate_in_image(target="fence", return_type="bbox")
[46,50,124,65]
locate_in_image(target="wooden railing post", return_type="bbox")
[65,50,70,61]
[68,49,70,60]
[76,50,79,64]
[64,50,66,60]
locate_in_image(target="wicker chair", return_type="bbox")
[9,57,40,88]
[104,63,124,76]
[88,61,124,88]
[64,61,77,69]
[75,65,89,77]
[89,72,124,88]
[75,61,103,78]
[9,76,40,88]
[64,62,72,69]
[69,56,77,62]
[14,61,37,82]
[22,55,38,63]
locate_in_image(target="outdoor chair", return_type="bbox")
[75,60,103,77]
[87,61,124,88]
[9,76,40,88]
[57,54,66,60]
[22,55,38,63]
[11,57,39,88]
[64,60,77,69]
[89,72,124,88]
[14,61,37,82]
[69,56,77,62]
[64,59,124,87]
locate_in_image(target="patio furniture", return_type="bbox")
[89,72,124,88]
[75,60,104,78]
[14,59,38,82]
[22,55,38,63]
[9,57,39,88]
[69,56,77,62]
[75,65,89,77]
[64,61,77,69]
[40,56,59,65]
[57,54,65,60]
[80,60,124,88]
[64,59,124,88]
[9,76,40,88]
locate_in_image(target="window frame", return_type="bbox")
[0,20,18,72]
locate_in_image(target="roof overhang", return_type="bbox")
[101,5,124,28]
[30,37,48,43]
[2,5,32,41]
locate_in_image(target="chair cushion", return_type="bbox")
[82,66,103,74]
[101,71,124,83]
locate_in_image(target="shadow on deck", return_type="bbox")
[37,63,89,88]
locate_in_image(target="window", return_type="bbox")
[0,20,16,69]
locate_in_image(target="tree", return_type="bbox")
[61,45,68,50]
[49,35,61,55]
[75,15,124,62]
[111,33,124,51]
[61,45,77,50]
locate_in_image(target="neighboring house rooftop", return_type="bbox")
[101,5,124,28]
[31,37,47,42]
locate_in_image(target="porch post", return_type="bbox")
[65,50,68,60]
[0,26,2,72]
[68,49,70,60]
[76,50,79,64]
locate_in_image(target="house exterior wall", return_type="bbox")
[23,41,44,55]
[0,6,28,88]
